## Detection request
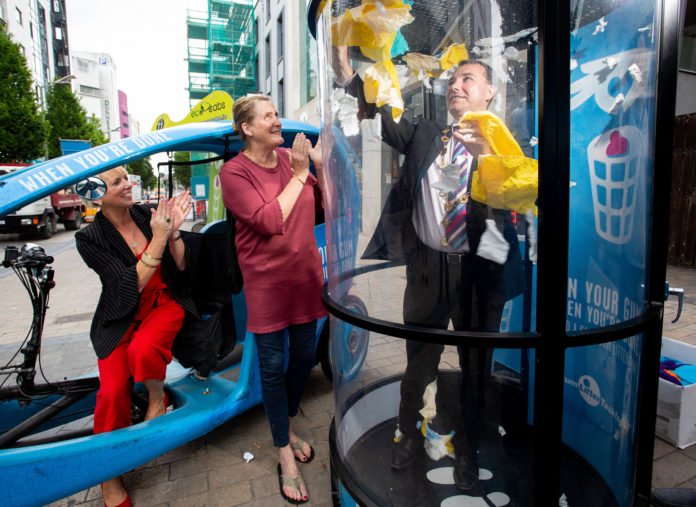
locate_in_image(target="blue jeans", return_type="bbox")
[255,320,317,447]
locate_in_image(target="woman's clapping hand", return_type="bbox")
[150,198,173,242]
[169,190,192,237]
[290,133,311,181]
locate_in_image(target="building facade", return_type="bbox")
[70,51,122,140]
[1,0,71,108]
[118,90,130,139]
[253,0,319,124]
[186,0,256,108]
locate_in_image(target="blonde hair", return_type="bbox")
[99,166,128,182]
[233,94,274,144]
[93,166,128,205]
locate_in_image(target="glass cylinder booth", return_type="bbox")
[308,0,679,505]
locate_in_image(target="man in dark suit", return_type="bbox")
[334,50,527,491]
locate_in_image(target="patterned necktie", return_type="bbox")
[443,141,470,249]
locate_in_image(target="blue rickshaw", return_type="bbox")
[0,120,368,506]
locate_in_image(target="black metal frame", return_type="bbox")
[156,153,228,200]
[0,255,99,448]
[634,0,681,503]
[308,0,681,504]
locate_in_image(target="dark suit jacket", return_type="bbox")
[75,204,197,359]
[349,78,526,303]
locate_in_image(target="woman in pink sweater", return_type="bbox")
[220,95,326,504]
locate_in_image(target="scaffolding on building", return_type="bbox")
[186,0,256,107]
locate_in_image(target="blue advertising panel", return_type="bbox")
[60,139,92,156]
[190,176,209,200]
[324,126,363,298]
[563,2,659,503]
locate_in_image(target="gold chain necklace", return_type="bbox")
[438,128,451,169]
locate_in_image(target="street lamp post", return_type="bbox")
[157,173,167,203]
[109,126,121,142]
[53,74,76,85]
[37,74,76,108]
[38,75,77,160]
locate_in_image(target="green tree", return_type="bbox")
[0,26,46,162]
[44,84,107,159]
[173,152,192,188]
[125,157,156,189]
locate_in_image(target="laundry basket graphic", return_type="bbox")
[587,126,642,245]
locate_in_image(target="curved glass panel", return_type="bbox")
[316,1,540,504]
[564,1,660,504]
[312,0,662,504]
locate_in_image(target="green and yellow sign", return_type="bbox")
[151,90,234,131]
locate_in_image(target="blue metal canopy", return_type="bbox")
[0,119,319,217]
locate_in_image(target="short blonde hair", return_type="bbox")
[93,166,128,204]
[233,94,274,144]
[99,166,128,185]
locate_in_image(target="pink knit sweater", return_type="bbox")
[220,148,327,333]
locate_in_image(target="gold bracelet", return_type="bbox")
[293,174,306,185]
[142,250,162,264]
[139,256,159,268]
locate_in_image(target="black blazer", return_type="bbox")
[75,204,197,359]
[346,77,526,303]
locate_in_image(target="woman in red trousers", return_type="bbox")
[76,166,196,507]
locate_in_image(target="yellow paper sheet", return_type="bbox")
[440,43,469,70]
[331,1,414,52]
[364,61,404,121]
[461,111,538,215]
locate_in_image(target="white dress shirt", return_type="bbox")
[412,131,472,253]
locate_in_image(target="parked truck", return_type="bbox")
[0,164,85,238]
[126,174,143,203]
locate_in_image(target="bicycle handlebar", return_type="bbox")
[3,244,54,268]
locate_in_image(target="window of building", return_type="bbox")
[278,78,284,117]
[265,0,271,22]
[37,4,45,29]
[18,44,25,56]
[15,7,22,25]
[277,12,284,62]
[79,84,101,97]
[54,27,62,40]
[680,0,696,73]
[76,58,90,72]
[257,55,263,91]
[0,5,5,23]
[265,35,271,79]
[53,0,61,12]
[300,0,318,105]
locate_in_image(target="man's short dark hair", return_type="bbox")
[456,59,494,84]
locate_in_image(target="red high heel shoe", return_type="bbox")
[101,484,132,507]
[109,493,132,507]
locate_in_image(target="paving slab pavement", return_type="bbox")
[2,227,696,506]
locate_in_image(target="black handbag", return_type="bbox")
[172,212,243,376]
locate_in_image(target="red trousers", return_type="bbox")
[93,267,184,434]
